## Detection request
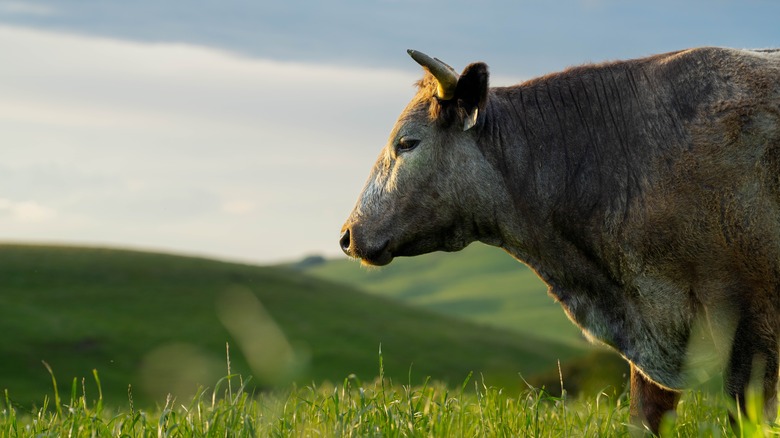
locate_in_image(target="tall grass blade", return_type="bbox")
[41,361,62,417]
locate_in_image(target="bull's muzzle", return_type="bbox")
[339,223,392,266]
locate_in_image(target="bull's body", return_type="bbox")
[341,47,780,433]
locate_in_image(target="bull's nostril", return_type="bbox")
[339,229,352,254]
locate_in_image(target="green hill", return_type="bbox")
[0,244,586,408]
[301,243,588,348]
[299,244,634,396]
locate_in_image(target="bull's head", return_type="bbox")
[340,50,505,266]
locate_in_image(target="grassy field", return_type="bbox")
[300,242,587,348]
[0,244,587,409]
[1,244,768,436]
[1,364,770,437]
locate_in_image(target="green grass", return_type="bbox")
[1,362,771,437]
[0,244,587,409]
[2,243,773,436]
[301,242,586,348]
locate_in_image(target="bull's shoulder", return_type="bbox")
[513,47,779,91]
[513,47,730,92]
[646,46,780,82]
[638,46,779,66]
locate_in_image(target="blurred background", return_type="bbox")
[2,0,779,263]
[1,0,778,407]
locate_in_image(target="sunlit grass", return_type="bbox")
[3,353,776,437]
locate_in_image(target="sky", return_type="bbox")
[0,0,779,264]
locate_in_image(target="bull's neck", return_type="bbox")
[476,72,650,265]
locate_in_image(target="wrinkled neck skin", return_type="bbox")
[471,74,705,390]
[473,87,623,275]
[471,85,628,304]
[473,93,541,260]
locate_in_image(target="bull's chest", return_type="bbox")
[542,269,696,389]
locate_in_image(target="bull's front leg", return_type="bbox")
[630,363,681,434]
[724,314,779,427]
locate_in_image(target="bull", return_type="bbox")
[339,47,780,433]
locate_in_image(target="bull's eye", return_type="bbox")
[395,138,420,154]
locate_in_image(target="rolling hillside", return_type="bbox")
[301,242,588,348]
[0,244,586,408]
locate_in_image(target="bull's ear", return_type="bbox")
[455,62,489,131]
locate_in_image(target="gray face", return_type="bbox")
[339,76,499,266]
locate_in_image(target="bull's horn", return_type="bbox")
[407,49,458,100]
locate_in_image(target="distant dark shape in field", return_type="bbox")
[340,47,780,434]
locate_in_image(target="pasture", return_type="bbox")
[0,244,583,408]
[1,243,768,436]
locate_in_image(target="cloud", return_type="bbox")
[0,198,56,222]
[221,200,256,215]
[0,24,422,262]
[0,1,56,17]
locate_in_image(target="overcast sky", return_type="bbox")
[0,1,778,264]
